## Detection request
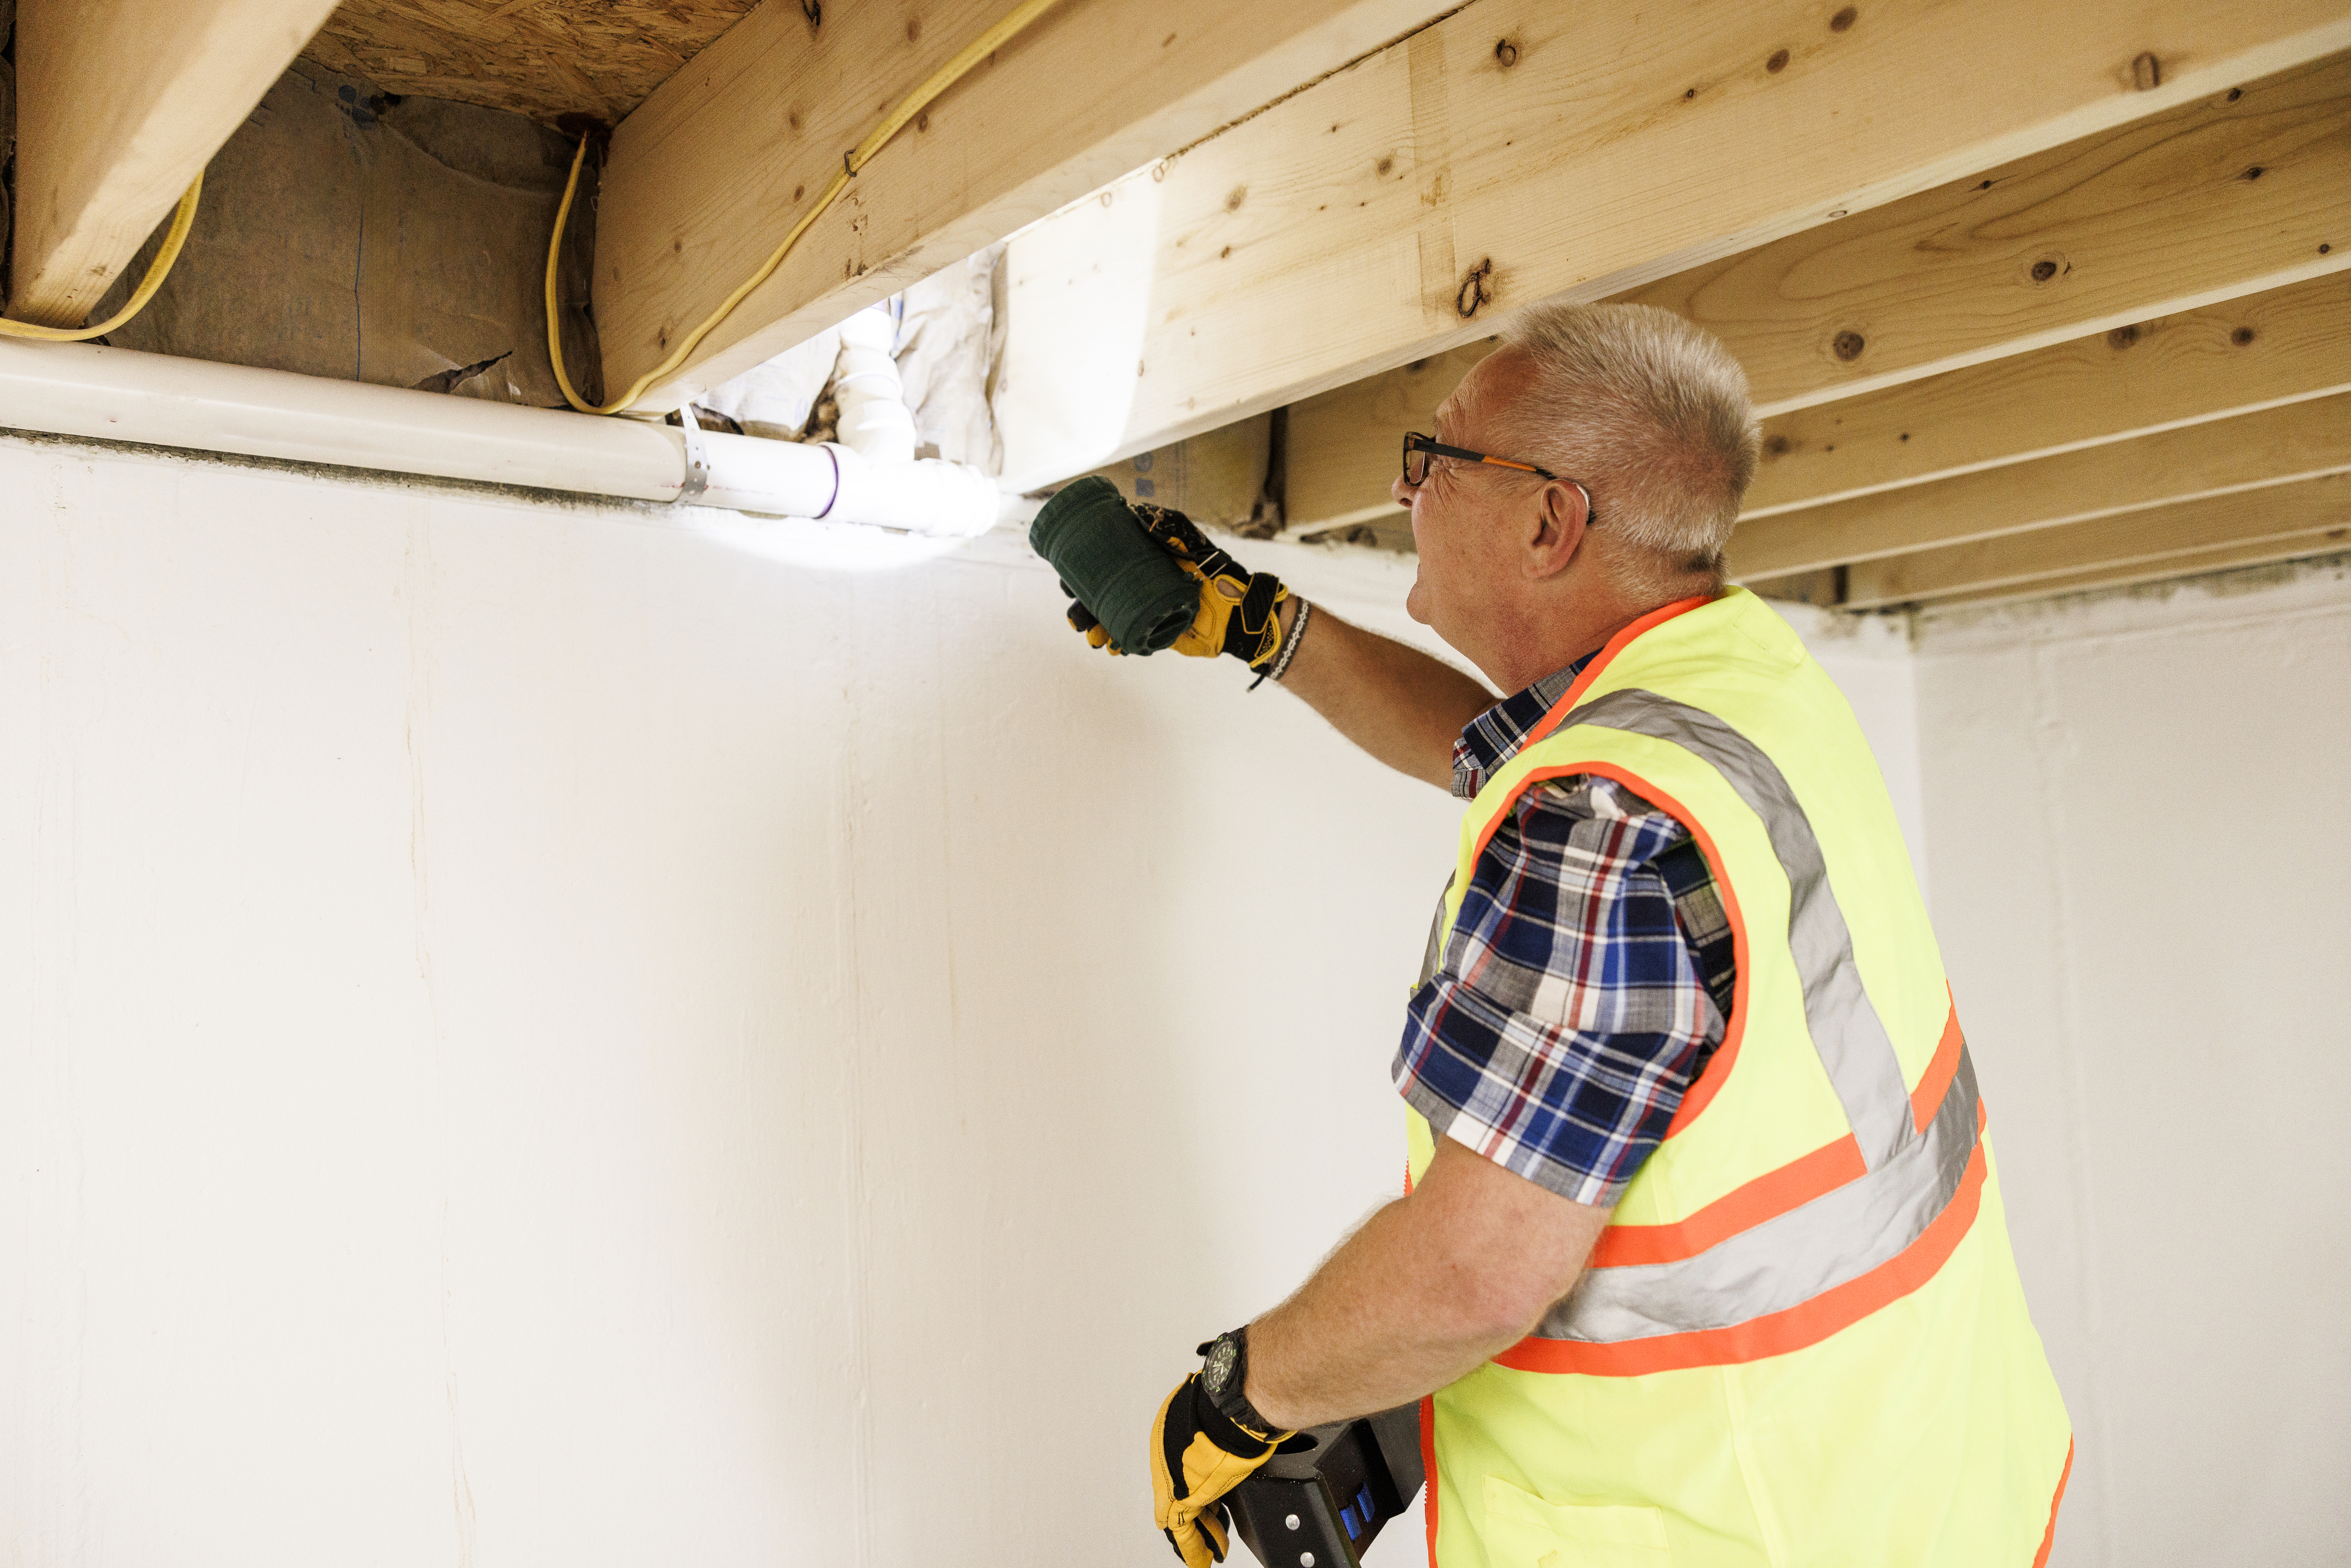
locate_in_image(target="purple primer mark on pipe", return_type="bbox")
[813,444,842,519]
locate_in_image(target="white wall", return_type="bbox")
[1911,558,2351,1568]
[0,437,1468,1566]
[41,427,2290,1568]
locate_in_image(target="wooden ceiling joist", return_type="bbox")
[1743,273,2351,517]
[994,0,2351,489]
[1833,474,2351,609]
[11,0,343,327]
[1728,391,2351,579]
[1284,343,1493,531]
[1625,50,2351,418]
[1922,528,2351,610]
[593,0,1448,415]
[1278,55,2351,535]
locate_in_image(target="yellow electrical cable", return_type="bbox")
[0,172,205,341]
[546,0,1065,416]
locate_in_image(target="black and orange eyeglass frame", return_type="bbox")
[1401,432,1598,522]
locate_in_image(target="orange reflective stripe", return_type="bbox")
[1913,996,1966,1135]
[1419,1393,1440,1565]
[1525,595,1714,749]
[2032,1438,2074,1568]
[1457,758,1753,1145]
[1587,1001,1971,1270]
[1492,1120,1988,1377]
[1588,1134,1866,1268]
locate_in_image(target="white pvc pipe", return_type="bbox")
[0,339,998,537]
[832,305,919,465]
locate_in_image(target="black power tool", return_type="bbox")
[1227,1404,1425,1568]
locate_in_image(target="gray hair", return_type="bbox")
[1489,302,1759,592]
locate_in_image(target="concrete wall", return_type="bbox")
[1912,558,2351,1568]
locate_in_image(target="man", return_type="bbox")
[1059,303,2071,1567]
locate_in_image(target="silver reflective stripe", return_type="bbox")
[1557,688,1918,1171]
[1533,1049,1976,1342]
[1499,684,1967,1348]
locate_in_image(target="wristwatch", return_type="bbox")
[1198,1325,1282,1437]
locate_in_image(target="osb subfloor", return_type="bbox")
[302,0,763,125]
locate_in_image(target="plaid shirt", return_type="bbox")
[1392,656,1737,1207]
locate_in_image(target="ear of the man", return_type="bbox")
[1523,480,1590,581]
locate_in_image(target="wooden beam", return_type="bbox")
[595,0,1448,413]
[1727,392,2351,579]
[11,0,342,327]
[1284,341,1491,530]
[1836,473,2351,608]
[1744,567,1845,609]
[1626,51,2351,417]
[1286,267,2351,534]
[1273,61,2351,532]
[1744,273,2351,516]
[995,0,2351,488]
[1924,528,2351,609]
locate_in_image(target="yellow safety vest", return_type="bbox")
[1406,588,2072,1567]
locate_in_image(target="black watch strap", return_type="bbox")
[1197,1326,1282,1439]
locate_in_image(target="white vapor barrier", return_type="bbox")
[30,425,2271,1567]
[1912,558,2351,1568]
[1,435,1462,1565]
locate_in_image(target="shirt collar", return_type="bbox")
[1451,650,1599,800]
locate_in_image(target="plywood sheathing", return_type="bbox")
[301,0,759,126]
[92,61,602,407]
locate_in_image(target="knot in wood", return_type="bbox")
[2132,52,2161,91]
[1830,330,1865,363]
[1495,39,1518,66]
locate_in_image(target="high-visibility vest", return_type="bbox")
[1406,588,2072,1567]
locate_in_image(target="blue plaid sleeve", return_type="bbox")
[1391,776,1725,1207]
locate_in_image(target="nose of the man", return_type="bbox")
[1390,469,1415,509]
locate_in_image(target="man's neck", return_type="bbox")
[1478,602,1649,695]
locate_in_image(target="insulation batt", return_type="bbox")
[696,250,1004,469]
[693,327,840,441]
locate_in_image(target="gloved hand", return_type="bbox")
[1150,1370,1285,1567]
[1066,502,1290,667]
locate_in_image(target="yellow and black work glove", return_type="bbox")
[1150,1371,1282,1567]
[1067,502,1290,669]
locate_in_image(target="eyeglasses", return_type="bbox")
[1401,432,1598,523]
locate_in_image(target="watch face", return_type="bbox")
[1204,1335,1238,1395]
